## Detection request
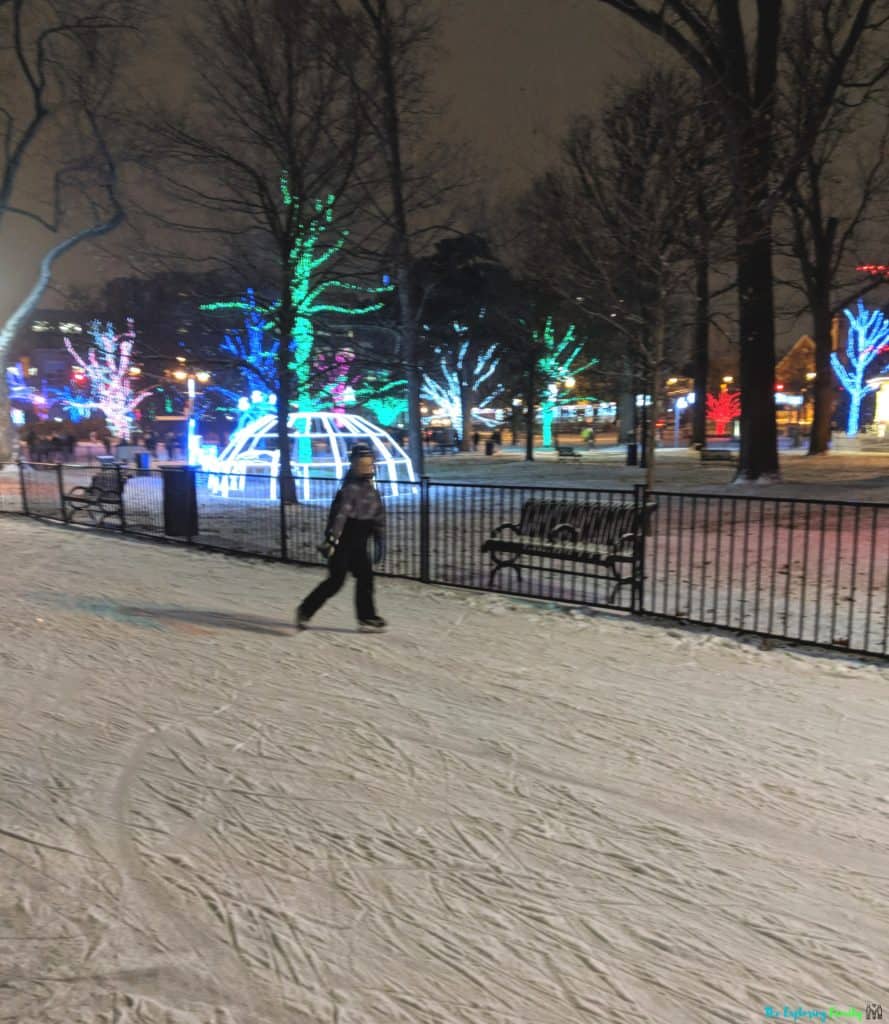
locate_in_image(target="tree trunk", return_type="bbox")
[617,356,635,445]
[692,253,709,449]
[277,288,297,505]
[525,358,535,461]
[0,383,13,465]
[460,379,473,452]
[398,276,424,477]
[364,0,424,479]
[808,301,834,455]
[735,214,779,480]
[645,309,665,493]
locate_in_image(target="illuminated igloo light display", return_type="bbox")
[204,411,415,501]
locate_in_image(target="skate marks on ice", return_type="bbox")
[1,518,889,1022]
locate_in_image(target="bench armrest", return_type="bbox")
[490,522,522,538]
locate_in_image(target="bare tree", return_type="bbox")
[778,4,889,454]
[594,0,889,480]
[516,70,720,488]
[0,0,141,462]
[335,0,461,476]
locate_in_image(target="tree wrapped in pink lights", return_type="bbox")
[315,348,361,413]
[65,319,151,440]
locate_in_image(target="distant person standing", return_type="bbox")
[472,431,480,451]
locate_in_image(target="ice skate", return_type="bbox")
[358,617,386,631]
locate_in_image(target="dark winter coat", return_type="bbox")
[326,472,385,542]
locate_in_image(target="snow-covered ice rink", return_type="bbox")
[1,515,887,1023]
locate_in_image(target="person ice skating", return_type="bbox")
[296,444,386,631]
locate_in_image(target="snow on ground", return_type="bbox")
[426,446,889,501]
[1,516,888,1024]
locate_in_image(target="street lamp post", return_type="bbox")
[171,366,210,463]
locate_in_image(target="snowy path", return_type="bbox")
[1,517,887,1024]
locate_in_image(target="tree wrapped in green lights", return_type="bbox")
[358,372,408,428]
[203,179,391,496]
[535,317,598,448]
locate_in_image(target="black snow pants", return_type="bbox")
[300,520,376,621]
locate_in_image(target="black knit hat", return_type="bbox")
[349,443,374,461]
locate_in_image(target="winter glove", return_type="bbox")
[318,534,337,560]
[372,534,386,565]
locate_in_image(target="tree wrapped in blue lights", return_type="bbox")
[219,289,279,396]
[422,328,501,441]
[535,317,598,448]
[831,301,889,435]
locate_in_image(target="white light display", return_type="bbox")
[64,319,151,440]
[204,411,416,501]
[421,340,501,439]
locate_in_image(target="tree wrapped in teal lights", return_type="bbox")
[535,317,597,448]
[203,181,391,491]
[205,186,389,410]
[361,374,408,428]
[831,301,889,435]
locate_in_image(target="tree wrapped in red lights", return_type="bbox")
[65,319,151,441]
[706,390,741,436]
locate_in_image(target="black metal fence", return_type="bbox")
[645,491,889,657]
[4,461,888,658]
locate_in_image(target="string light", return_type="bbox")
[205,411,415,501]
[202,182,393,438]
[64,319,151,440]
[831,301,889,435]
[856,264,889,279]
[422,338,501,439]
[706,390,741,435]
[535,317,598,448]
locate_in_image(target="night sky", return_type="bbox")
[433,1,651,194]
[0,0,655,326]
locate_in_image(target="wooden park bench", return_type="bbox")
[556,445,582,461]
[699,448,738,465]
[481,496,656,604]
[62,460,127,527]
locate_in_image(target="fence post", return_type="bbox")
[420,476,430,583]
[115,464,127,536]
[18,460,29,516]
[56,463,65,521]
[632,483,647,615]
[279,474,288,561]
